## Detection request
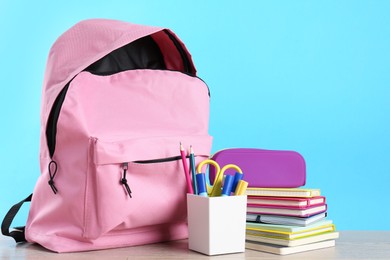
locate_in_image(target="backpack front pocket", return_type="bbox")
[83,135,212,239]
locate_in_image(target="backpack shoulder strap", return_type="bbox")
[1,194,32,243]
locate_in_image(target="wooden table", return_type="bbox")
[1,231,389,259]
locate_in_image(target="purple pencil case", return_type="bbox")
[209,148,306,188]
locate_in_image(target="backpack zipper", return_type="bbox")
[133,155,185,164]
[121,162,132,198]
[46,83,70,158]
[120,155,190,198]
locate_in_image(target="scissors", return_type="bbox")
[196,159,243,197]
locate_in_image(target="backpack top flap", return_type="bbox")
[41,18,196,129]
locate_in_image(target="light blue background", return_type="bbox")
[1,1,389,230]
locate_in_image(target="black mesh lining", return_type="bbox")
[85,35,167,75]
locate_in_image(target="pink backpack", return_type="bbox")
[2,19,212,252]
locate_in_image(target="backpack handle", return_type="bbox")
[1,194,32,243]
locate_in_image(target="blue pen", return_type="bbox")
[232,172,244,194]
[196,173,208,197]
[221,174,234,197]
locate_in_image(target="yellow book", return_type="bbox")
[245,187,320,198]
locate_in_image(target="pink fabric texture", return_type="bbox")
[26,19,212,252]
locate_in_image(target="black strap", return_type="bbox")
[1,194,32,243]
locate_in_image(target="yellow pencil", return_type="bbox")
[235,180,248,195]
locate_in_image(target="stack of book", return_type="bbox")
[244,188,339,255]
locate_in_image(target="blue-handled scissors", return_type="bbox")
[196,159,243,197]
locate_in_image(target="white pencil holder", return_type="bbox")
[187,194,247,256]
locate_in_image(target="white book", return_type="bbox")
[246,231,339,247]
[246,212,327,226]
[245,239,336,255]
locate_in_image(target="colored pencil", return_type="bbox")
[180,143,194,194]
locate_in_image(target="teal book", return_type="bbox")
[246,219,333,233]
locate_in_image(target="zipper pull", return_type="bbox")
[48,160,58,194]
[121,162,132,198]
